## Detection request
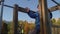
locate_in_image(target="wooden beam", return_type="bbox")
[52,25,60,28]
[39,0,52,34]
[13,4,18,34]
[49,5,60,12]
[0,4,59,12]
[18,5,60,13]
[18,7,35,13]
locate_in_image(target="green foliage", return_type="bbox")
[2,20,35,34]
[51,18,60,25]
[1,18,60,34]
[1,21,8,34]
[51,18,56,24]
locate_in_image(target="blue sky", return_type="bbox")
[0,0,60,22]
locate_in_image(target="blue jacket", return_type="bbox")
[27,11,40,31]
[27,11,52,31]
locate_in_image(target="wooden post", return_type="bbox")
[54,27,55,34]
[13,4,18,34]
[57,28,59,34]
[39,0,52,34]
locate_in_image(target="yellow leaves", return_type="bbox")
[18,20,35,34]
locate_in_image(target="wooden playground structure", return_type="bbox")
[0,0,60,34]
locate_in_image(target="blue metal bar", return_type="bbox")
[0,0,4,34]
[52,0,60,5]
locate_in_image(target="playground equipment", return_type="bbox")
[52,0,60,5]
[0,0,4,34]
[0,0,60,34]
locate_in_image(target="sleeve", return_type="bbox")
[48,10,52,19]
[27,11,38,18]
[50,12,52,19]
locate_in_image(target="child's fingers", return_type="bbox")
[25,7,30,12]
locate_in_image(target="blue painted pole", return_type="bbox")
[0,0,4,34]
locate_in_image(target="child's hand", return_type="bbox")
[25,7,30,12]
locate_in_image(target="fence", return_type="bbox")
[52,24,60,34]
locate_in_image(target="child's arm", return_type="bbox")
[50,12,52,19]
[25,7,39,18]
[27,11,38,18]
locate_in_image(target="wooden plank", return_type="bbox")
[18,5,60,13]
[52,25,60,28]
[49,5,60,12]
[39,0,52,34]
[18,7,35,13]
[13,4,18,34]
[0,4,59,12]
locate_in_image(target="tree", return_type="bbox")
[23,21,29,34]
[7,21,14,34]
[1,21,8,34]
[51,18,56,24]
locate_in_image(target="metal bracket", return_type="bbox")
[52,0,60,5]
[0,0,4,2]
[0,0,4,5]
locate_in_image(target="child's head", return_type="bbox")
[37,4,41,12]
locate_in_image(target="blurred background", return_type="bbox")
[0,0,60,34]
